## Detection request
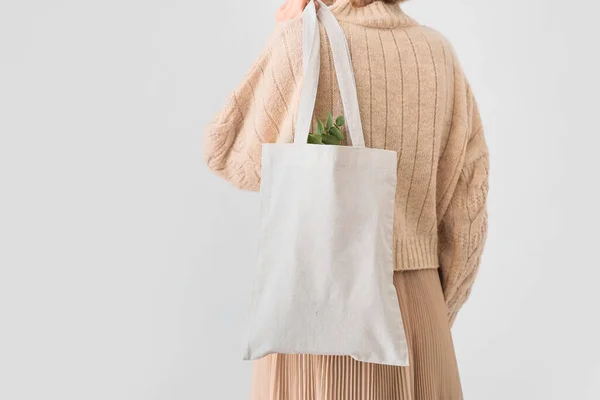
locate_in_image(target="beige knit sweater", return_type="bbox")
[204,0,489,325]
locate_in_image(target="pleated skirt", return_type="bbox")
[250,269,463,400]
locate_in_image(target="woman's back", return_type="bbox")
[204,0,487,332]
[314,1,464,248]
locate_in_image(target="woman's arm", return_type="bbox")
[203,21,303,190]
[437,63,490,326]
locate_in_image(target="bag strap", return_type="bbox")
[293,0,366,148]
[294,1,321,145]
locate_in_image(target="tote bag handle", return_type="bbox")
[293,0,366,148]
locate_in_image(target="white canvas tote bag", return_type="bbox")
[243,0,409,366]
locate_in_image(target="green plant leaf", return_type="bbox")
[307,134,323,144]
[321,134,341,145]
[335,115,345,126]
[330,126,344,140]
[326,113,334,130]
[316,119,325,135]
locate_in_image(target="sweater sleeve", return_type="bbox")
[438,80,489,327]
[203,21,303,191]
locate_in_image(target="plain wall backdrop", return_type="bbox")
[1,0,599,399]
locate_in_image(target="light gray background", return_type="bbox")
[1,0,599,399]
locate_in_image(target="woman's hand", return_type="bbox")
[275,0,318,23]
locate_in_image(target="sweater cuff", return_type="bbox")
[395,236,439,271]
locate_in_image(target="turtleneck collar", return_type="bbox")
[328,0,418,29]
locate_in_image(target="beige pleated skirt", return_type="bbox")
[250,269,462,400]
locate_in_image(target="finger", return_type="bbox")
[275,1,290,22]
[291,0,309,14]
[277,1,290,13]
[305,0,319,11]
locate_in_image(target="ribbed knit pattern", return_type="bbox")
[250,270,463,399]
[203,0,489,323]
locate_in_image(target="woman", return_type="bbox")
[204,0,489,398]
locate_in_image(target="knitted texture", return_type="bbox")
[203,0,489,324]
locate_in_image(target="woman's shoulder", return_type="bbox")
[270,18,304,56]
[415,24,459,60]
[251,18,304,76]
[236,19,304,88]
